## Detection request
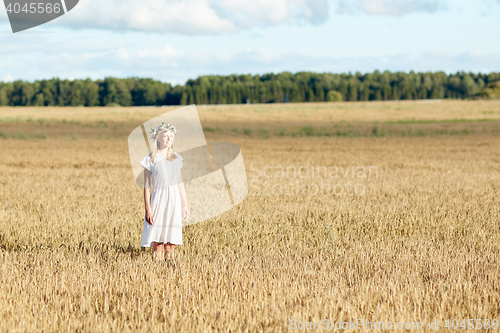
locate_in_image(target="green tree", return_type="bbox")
[21,84,35,106]
[0,87,9,106]
[33,93,44,106]
[326,90,342,102]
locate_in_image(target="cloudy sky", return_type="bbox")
[1,0,499,85]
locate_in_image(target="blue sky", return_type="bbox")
[1,0,499,85]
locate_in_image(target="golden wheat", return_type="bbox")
[0,101,499,332]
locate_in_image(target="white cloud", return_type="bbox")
[52,0,329,34]
[1,34,499,85]
[246,48,282,63]
[104,45,283,72]
[336,0,447,16]
[3,73,13,82]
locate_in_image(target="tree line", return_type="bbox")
[0,70,499,107]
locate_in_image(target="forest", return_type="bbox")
[0,70,499,106]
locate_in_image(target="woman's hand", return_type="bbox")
[182,205,190,222]
[145,209,154,225]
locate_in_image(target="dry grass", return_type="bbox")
[1,100,499,140]
[1,99,500,123]
[0,101,500,332]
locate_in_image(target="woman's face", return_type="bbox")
[157,130,174,148]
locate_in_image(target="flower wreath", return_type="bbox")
[150,122,177,140]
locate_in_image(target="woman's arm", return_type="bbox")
[177,171,190,222]
[143,168,154,225]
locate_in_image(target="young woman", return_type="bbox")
[140,122,189,263]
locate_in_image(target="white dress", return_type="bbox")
[140,152,184,246]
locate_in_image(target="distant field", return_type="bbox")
[0,101,499,332]
[1,99,500,140]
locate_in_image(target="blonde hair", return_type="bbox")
[150,129,177,163]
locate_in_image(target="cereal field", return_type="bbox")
[0,100,500,332]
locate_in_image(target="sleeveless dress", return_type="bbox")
[140,152,184,246]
